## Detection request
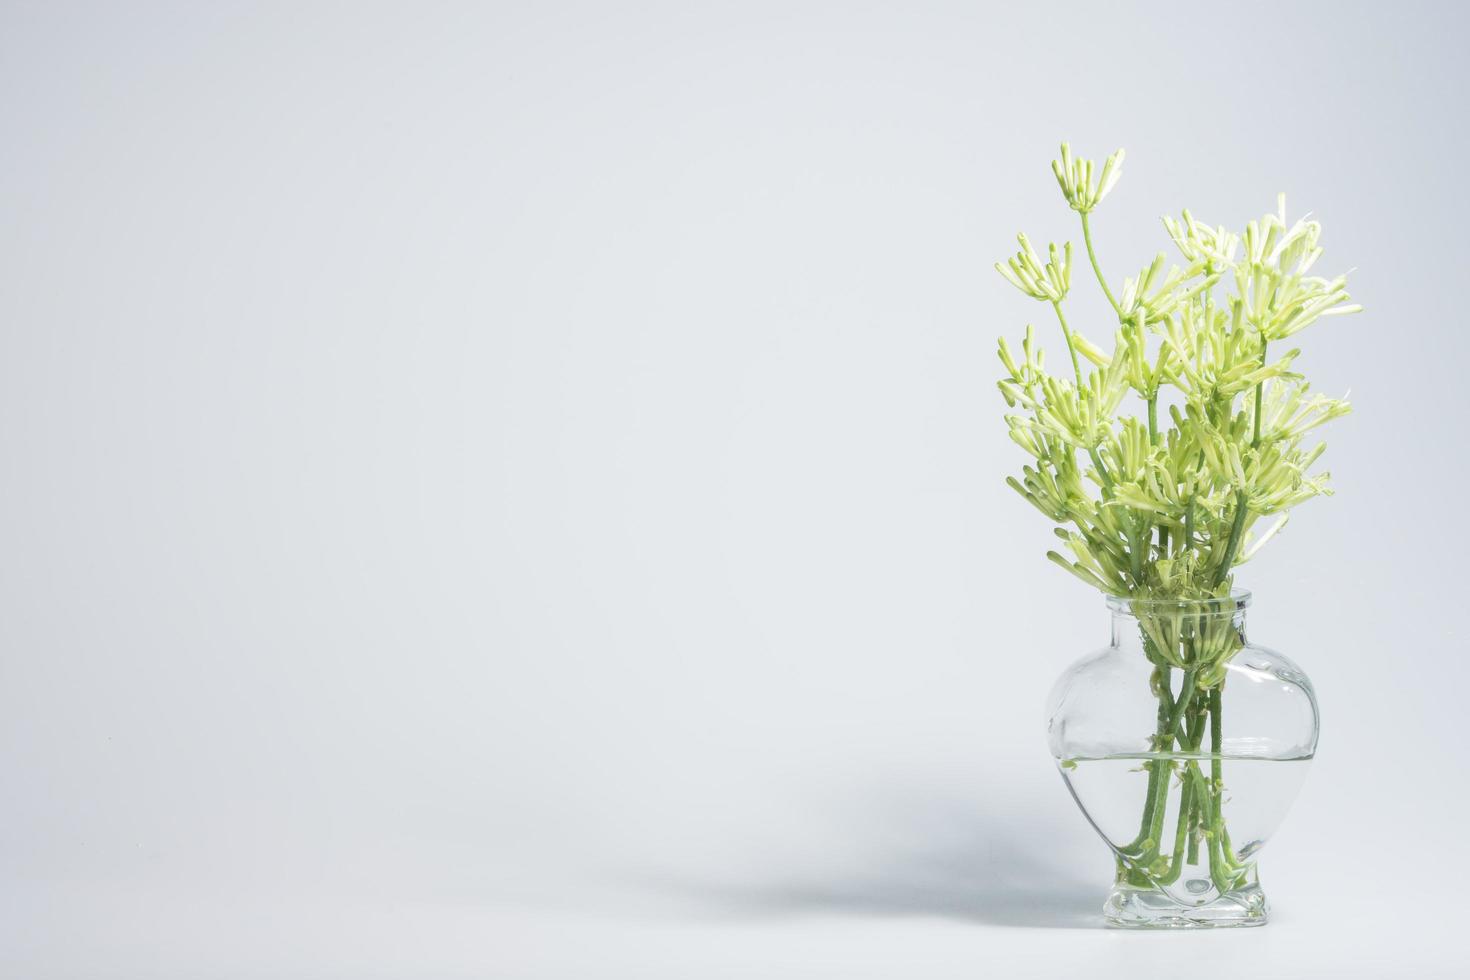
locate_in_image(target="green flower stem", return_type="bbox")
[1088,447,1114,492]
[1127,525,1145,589]
[1134,667,1199,862]
[1079,211,1121,315]
[1209,685,1245,872]
[1201,261,1213,330]
[1121,663,1175,855]
[1147,395,1168,556]
[1206,686,1231,889]
[1253,340,1268,449]
[1130,672,1243,893]
[1214,491,1250,588]
[1209,686,1224,817]
[1118,623,1247,896]
[1165,669,1201,745]
[1155,693,1208,869]
[1186,788,1202,865]
[1157,768,1196,885]
[1134,679,1239,891]
[1221,822,1242,870]
[1050,300,1084,387]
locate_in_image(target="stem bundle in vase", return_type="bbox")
[996,144,1357,906]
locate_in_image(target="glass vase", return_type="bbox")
[1045,591,1318,928]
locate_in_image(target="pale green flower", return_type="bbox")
[1250,379,1351,444]
[1162,210,1240,270]
[996,233,1072,302]
[1051,143,1125,213]
[1117,253,1190,326]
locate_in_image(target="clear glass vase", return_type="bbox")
[1046,591,1318,928]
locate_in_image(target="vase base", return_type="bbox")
[1103,883,1269,929]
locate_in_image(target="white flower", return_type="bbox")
[996,233,1072,302]
[1162,210,1240,270]
[1051,143,1125,213]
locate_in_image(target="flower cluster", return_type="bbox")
[1052,144,1126,214]
[996,234,1073,303]
[996,144,1357,601]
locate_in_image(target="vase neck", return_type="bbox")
[1106,593,1251,664]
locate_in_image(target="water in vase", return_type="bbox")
[1061,753,1312,908]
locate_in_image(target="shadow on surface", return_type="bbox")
[642,783,1101,929]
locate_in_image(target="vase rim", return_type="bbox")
[1105,589,1252,614]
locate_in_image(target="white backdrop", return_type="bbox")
[2,2,1466,977]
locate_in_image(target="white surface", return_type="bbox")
[4,895,1461,979]
[1,2,1466,977]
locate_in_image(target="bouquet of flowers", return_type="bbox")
[996,144,1358,900]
